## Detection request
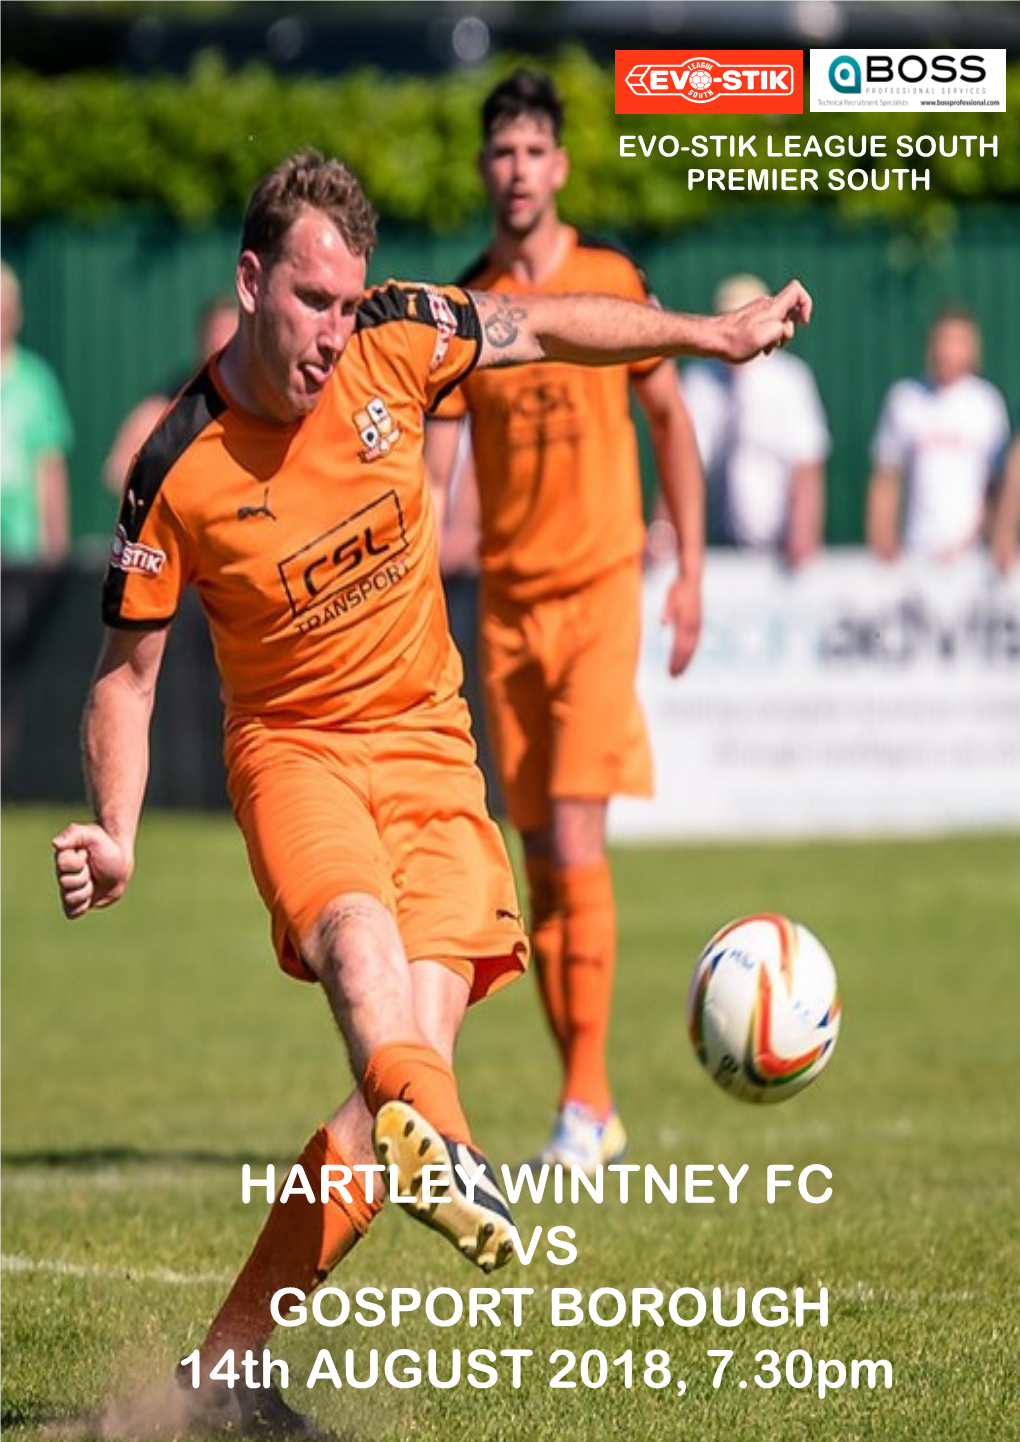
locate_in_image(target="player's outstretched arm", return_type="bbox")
[52,626,168,919]
[472,279,812,371]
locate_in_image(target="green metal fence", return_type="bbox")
[4,209,1018,549]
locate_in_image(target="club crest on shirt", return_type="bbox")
[354,397,402,462]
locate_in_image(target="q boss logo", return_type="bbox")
[828,51,988,92]
[615,50,803,115]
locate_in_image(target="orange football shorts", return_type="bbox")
[225,694,528,1004]
[479,557,654,833]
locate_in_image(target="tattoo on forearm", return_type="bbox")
[473,291,526,351]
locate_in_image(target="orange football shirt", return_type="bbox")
[103,283,480,727]
[440,229,660,604]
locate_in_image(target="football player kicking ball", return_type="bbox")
[52,150,811,1437]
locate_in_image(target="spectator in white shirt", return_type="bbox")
[678,273,830,570]
[867,307,1010,562]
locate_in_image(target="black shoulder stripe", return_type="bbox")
[356,283,481,346]
[119,366,226,543]
[574,231,651,296]
[103,365,226,626]
[356,283,415,328]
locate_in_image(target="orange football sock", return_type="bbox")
[525,855,568,1059]
[201,1126,381,1361]
[559,859,616,1119]
[361,1039,471,1144]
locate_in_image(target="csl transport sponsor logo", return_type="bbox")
[616,50,803,115]
[278,489,409,621]
[109,524,166,576]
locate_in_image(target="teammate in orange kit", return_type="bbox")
[427,71,706,1175]
[52,149,811,1436]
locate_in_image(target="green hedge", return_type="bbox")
[3,48,1019,232]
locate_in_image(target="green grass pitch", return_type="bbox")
[3,807,1019,1440]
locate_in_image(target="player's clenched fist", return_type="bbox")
[52,823,133,919]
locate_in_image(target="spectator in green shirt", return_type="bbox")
[1,261,74,562]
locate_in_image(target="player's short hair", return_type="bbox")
[481,69,565,142]
[240,150,378,265]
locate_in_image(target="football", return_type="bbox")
[686,913,841,1104]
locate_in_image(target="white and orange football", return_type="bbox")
[687,914,841,1104]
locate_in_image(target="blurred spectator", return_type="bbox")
[989,428,1020,575]
[103,294,236,495]
[677,272,830,569]
[866,306,1010,563]
[0,260,73,562]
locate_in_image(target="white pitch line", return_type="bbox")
[1,1252,231,1286]
[0,1167,228,1194]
